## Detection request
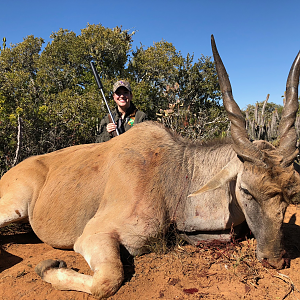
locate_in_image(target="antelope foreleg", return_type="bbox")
[35,220,125,298]
[35,259,93,294]
[74,232,124,299]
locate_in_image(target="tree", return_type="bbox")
[128,41,225,138]
[0,37,6,51]
[0,24,223,175]
[0,35,44,173]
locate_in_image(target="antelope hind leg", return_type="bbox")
[0,167,38,228]
[0,192,29,228]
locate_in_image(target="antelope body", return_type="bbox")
[0,36,300,299]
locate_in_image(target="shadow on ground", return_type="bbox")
[283,213,300,259]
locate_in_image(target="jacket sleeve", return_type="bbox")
[95,115,112,143]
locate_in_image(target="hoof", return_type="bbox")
[35,259,67,278]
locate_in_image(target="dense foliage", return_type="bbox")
[0,24,226,175]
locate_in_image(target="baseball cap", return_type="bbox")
[113,80,132,93]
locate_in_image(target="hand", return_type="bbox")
[106,123,117,133]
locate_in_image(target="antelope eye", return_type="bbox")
[240,187,251,196]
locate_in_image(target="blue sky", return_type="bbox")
[1,0,299,109]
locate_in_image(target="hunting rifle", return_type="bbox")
[90,61,120,136]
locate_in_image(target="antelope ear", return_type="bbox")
[188,156,240,197]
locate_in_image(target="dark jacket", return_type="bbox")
[96,103,147,143]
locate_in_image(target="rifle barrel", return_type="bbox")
[90,61,119,136]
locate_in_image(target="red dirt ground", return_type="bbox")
[1,205,300,300]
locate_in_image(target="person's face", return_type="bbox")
[113,87,132,110]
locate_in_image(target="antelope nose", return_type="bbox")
[260,250,289,270]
